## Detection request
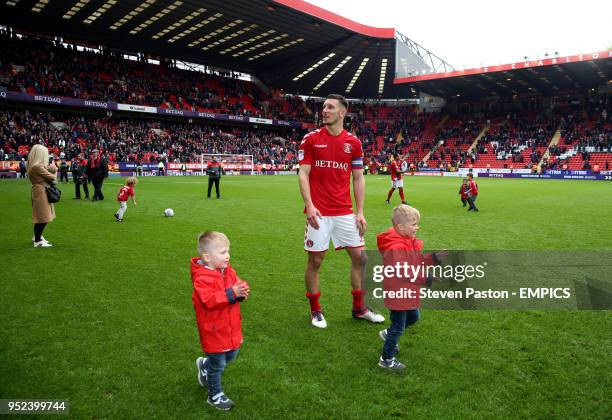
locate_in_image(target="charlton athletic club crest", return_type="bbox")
[343,143,352,153]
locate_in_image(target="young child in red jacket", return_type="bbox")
[376,205,444,371]
[459,178,469,207]
[466,172,479,212]
[191,231,250,411]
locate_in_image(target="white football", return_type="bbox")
[164,208,174,217]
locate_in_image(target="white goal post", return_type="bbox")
[200,154,254,175]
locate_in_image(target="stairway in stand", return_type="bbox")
[538,125,562,171]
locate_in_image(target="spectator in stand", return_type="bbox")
[87,149,108,201]
[27,144,57,248]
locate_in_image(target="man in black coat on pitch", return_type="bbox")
[70,155,89,199]
[86,149,109,201]
[206,158,223,199]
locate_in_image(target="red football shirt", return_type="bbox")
[299,127,364,216]
[117,186,135,202]
[389,160,402,181]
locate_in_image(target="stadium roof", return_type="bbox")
[1,1,608,101]
[395,51,612,100]
[0,0,446,98]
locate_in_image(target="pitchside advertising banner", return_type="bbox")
[413,168,611,180]
[0,89,308,129]
[478,172,610,181]
[363,251,612,310]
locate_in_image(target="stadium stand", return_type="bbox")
[0,26,610,172]
[0,108,303,167]
[0,32,313,122]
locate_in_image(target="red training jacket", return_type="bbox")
[469,180,478,196]
[191,257,244,353]
[377,227,436,310]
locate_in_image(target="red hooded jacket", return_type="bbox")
[468,179,478,196]
[376,228,436,310]
[191,257,244,353]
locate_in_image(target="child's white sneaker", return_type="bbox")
[310,311,327,328]
[207,392,234,411]
[34,240,52,248]
[195,357,208,388]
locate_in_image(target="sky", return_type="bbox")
[306,0,611,70]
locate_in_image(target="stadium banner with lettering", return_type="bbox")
[0,91,305,129]
[2,91,117,110]
[117,103,156,113]
[249,117,273,125]
[117,163,160,171]
[0,161,20,170]
[478,172,609,181]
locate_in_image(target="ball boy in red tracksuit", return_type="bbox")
[191,231,250,411]
[466,173,479,212]
[376,205,444,371]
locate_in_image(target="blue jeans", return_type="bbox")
[204,349,240,398]
[382,309,420,359]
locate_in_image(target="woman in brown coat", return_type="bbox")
[27,144,57,248]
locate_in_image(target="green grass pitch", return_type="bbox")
[1,175,611,418]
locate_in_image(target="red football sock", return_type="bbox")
[386,188,394,200]
[351,289,365,312]
[306,291,321,312]
[399,188,405,201]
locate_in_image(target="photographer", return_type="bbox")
[59,159,69,183]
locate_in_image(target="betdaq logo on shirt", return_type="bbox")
[315,160,349,171]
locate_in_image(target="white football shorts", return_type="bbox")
[391,179,404,189]
[304,214,365,252]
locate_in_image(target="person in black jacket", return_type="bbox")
[19,158,27,178]
[206,158,223,199]
[86,149,108,201]
[59,159,69,183]
[70,156,89,199]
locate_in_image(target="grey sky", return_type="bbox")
[306,0,611,70]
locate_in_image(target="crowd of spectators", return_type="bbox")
[542,110,612,170]
[0,109,303,166]
[478,114,558,164]
[0,30,312,122]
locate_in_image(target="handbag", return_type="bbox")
[46,184,62,203]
